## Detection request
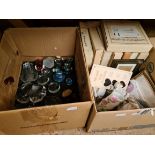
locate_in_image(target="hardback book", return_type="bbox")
[130,52,139,59]
[137,52,149,60]
[89,27,104,65]
[108,52,123,66]
[101,20,153,53]
[80,28,94,70]
[113,52,123,59]
[100,51,112,66]
[122,52,141,59]
[122,52,132,59]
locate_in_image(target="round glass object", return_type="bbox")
[37,75,50,86]
[53,71,65,82]
[48,82,60,94]
[63,58,73,73]
[62,89,72,98]
[16,83,32,104]
[52,67,61,73]
[41,67,51,75]
[29,84,46,103]
[65,78,73,86]
[55,58,62,67]
[43,57,55,69]
[35,59,44,72]
[21,62,38,82]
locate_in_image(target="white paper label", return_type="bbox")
[111,26,141,38]
[66,106,78,111]
[115,113,126,117]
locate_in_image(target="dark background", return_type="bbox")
[1,19,155,38]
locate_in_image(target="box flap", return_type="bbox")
[6,27,77,57]
[0,46,10,84]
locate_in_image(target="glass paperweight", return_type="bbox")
[37,75,50,86]
[16,83,32,104]
[66,57,73,64]
[55,58,62,67]
[16,95,30,104]
[35,59,44,72]
[41,68,50,75]
[48,82,60,94]
[29,84,46,103]
[21,62,38,82]
[43,57,55,69]
[62,89,72,98]
[65,78,73,86]
[53,70,65,82]
[63,59,73,74]
[52,66,61,73]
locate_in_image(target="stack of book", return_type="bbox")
[101,20,153,66]
[80,20,153,71]
[80,21,105,70]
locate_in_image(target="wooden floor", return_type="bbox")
[42,127,155,135]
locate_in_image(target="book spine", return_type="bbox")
[89,27,104,65]
[114,52,123,59]
[130,52,139,59]
[107,52,115,66]
[107,52,123,66]
[100,52,112,66]
[137,52,149,60]
[122,52,132,59]
[93,49,104,65]
[80,28,94,69]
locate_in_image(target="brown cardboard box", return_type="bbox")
[0,27,93,134]
[86,104,155,132]
[86,86,155,132]
[85,38,155,133]
[101,20,153,61]
[101,20,153,53]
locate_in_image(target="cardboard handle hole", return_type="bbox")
[16,51,19,55]
[4,76,14,85]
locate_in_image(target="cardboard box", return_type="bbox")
[86,104,155,132]
[0,27,93,134]
[86,37,155,133]
[101,20,153,53]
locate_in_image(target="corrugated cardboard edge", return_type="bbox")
[76,29,94,102]
[87,105,155,132]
